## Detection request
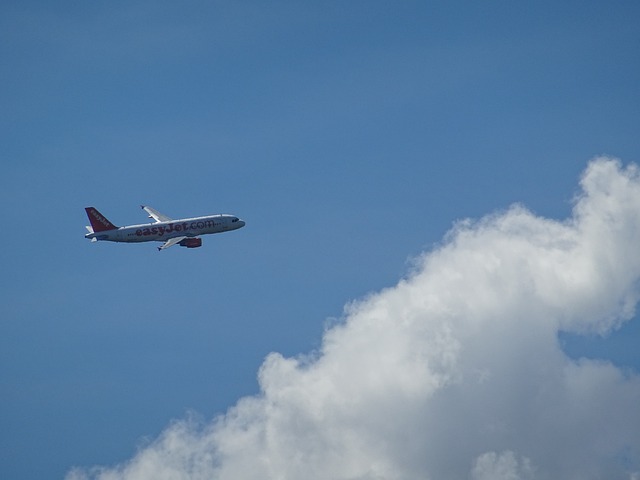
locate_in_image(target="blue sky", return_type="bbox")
[1,2,640,479]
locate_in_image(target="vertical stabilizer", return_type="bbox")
[85,207,118,232]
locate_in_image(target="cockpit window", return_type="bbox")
[232,218,238,222]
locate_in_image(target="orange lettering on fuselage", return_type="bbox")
[135,220,216,237]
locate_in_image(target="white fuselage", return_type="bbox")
[86,214,245,243]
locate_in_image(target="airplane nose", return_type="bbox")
[238,219,246,228]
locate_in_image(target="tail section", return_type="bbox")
[85,207,118,232]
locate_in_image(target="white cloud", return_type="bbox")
[68,157,640,480]
[471,451,534,480]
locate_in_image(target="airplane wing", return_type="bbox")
[158,236,187,251]
[141,205,173,223]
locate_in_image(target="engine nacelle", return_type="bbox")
[179,238,202,248]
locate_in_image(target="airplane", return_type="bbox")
[85,205,245,250]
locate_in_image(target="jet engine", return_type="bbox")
[179,238,202,248]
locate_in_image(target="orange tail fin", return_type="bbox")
[85,207,118,232]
